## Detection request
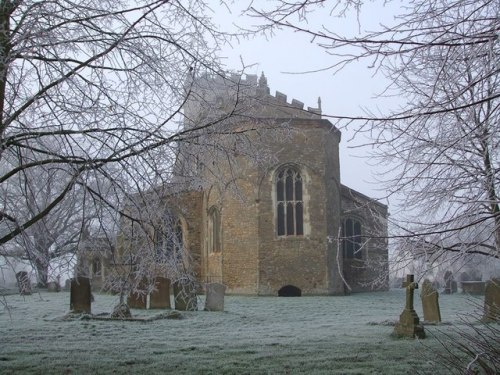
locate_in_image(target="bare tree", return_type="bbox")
[247,0,500,263]
[0,0,246,284]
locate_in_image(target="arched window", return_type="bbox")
[342,218,362,259]
[207,206,221,253]
[276,167,303,236]
[155,211,183,262]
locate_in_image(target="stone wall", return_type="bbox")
[256,120,341,295]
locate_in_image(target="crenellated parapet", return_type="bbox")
[183,72,322,125]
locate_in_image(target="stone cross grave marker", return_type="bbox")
[70,277,91,314]
[393,274,425,338]
[420,279,441,323]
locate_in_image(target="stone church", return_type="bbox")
[92,73,389,295]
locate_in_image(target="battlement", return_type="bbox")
[184,72,322,120]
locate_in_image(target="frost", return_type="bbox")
[0,289,485,374]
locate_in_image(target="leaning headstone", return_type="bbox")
[173,280,197,311]
[482,278,500,322]
[70,277,91,313]
[420,279,441,323]
[47,281,61,292]
[204,283,226,311]
[393,274,425,339]
[150,277,171,309]
[16,271,31,295]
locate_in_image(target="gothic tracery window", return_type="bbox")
[155,211,183,262]
[342,218,362,259]
[276,166,304,236]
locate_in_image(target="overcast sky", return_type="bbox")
[212,1,403,204]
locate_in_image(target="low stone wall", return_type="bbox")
[461,281,485,295]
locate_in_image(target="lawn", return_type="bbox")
[0,289,488,374]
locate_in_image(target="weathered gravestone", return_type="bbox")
[482,278,500,322]
[127,291,147,309]
[127,278,148,309]
[150,277,171,309]
[393,274,425,338]
[70,277,91,313]
[15,271,31,295]
[204,283,226,311]
[173,280,197,311]
[420,279,441,323]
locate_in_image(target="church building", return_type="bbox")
[112,73,389,296]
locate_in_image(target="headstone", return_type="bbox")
[204,283,226,311]
[127,291,147,309]
[127,278,147,309]
[420,279,441,323]
[444,271,455,294]
[150,277,171,309]
[16,271,31,295]
[47,281,61,292]
[482,278,500,322]
[173,280,197,311]
[64,279,71,291]
[70,277,91,313]
[393,274,425,339]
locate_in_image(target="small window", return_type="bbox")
[276,167,303,236]
[208,206,221,253]
[342,218,362,259]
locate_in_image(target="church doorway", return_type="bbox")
[278,285,302,297]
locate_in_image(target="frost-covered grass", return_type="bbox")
[0,289,486,374]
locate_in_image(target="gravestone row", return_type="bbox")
[68,276,226,314]
[394,275,500,339]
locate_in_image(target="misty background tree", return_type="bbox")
[0,0,242,286]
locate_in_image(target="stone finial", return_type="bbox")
[257,72,270,95]
[318,96,322,111]
[259,72,268,88]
